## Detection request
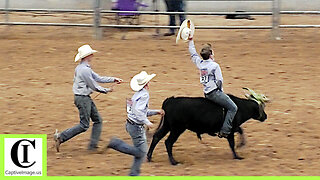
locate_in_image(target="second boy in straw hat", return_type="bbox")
[106,71,164,176]
[54,44,123,152]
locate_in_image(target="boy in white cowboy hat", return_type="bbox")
[54,44,123,152]
[186,35,238,138]
[106,71,164,176]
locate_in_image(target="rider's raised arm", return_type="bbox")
[188,40,201,67]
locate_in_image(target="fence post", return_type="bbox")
[5,0,9,23]
[94,0,102,39]
[272,0,281,40]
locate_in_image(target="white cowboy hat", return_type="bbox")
[176,19,195,44]
[130,71,156,92]
[74,45,98,62]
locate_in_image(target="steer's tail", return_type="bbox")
[155,97,174,131]
[156,114,165,132]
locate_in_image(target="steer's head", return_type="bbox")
[243,87,270,122]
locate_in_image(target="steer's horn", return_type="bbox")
[243,87,258,99]
[243,87,270,103]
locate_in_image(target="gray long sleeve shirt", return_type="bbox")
[189,40,224,94]
[73,61,115,95]
[127,88,160,125]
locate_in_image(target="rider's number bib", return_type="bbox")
[126,98,133,114]
[200,69,209,83]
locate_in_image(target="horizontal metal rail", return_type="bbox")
[0,22,272,29]
[1,9,319,15]
[100,24,274,29]
[1,22,318,29]
[281,11,320,14]
[0,9,273,15]
[280,24,320,28]
[0,22,93,27]
[0,8,93,13]
[101,10,273,15]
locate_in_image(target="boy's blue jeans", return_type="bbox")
[108,122,148,176]
[205,90,238,134]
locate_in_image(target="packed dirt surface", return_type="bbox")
[0,13,319,176]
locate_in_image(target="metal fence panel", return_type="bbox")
[0,0,320,40]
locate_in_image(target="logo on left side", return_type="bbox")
[4,138,44,176]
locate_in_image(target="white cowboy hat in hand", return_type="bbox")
[130,71,156,91]
[176,19,195,44]
[74,44,98,62]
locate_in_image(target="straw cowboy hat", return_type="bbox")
[74,45,97,62]
[176,19,195,44]
[130,71,156,91]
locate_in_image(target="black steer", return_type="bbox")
[147,94,267,165]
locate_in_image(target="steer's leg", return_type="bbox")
[227,133,244,160]
[236,127,246,148]
[147,126,169,162]
[165,130,184,165]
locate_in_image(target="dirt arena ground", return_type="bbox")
[0,13,320,176]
